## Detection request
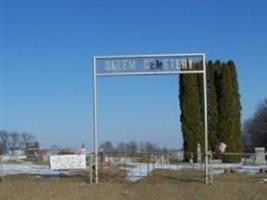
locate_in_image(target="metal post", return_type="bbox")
[147,162,150,176]
[209,151,213,184]
[203,54,209,184]
[89,153,93,184]
[92,57,99,184]
[0,159,4,183]
[0,159,3,200]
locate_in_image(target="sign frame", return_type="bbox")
[92,53,209,184]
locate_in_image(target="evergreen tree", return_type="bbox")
[179,59,243,163]
[180,63,204,161]
[217,62,242,162]
[228,60,243,154]
[197,64,204,125]
[206,61,219,152]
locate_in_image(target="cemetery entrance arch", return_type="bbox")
[92,53,209,184]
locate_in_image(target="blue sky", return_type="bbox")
[0,0,266,150]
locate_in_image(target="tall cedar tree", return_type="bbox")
[180,63,204,161]
[197,61,219,152]
[228,61,243,154]
[217,62,242,162]
[180,60,243,162]
[206,61,219,152]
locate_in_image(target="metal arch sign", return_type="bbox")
[92,53,209,184]
[94,53,205,76]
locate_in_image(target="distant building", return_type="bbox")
[26,141,40,159]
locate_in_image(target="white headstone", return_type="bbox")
[255,147,266,165]
[197,143,202,163]
[50,155,86,170]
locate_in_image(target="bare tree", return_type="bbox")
[126,141,138,154]
[10,132,20,149]
[0,131,9,154]
[99,141,114,153]
[144,142,159,153]
[244,98,267,149]
[0,131,37,154]
[139,142,145,153]
[116,142,126,153]
[21,132,35,149]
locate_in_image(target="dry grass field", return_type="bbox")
[1,170,267,200]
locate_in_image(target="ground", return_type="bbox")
[1,170,267,200]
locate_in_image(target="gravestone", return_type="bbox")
[50,155,87,170]
[197,143,202,163]
[255,147,266,165]
[243,155,256,165]
[155,155,165,164]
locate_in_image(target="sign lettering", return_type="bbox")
[95,55,203,75]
